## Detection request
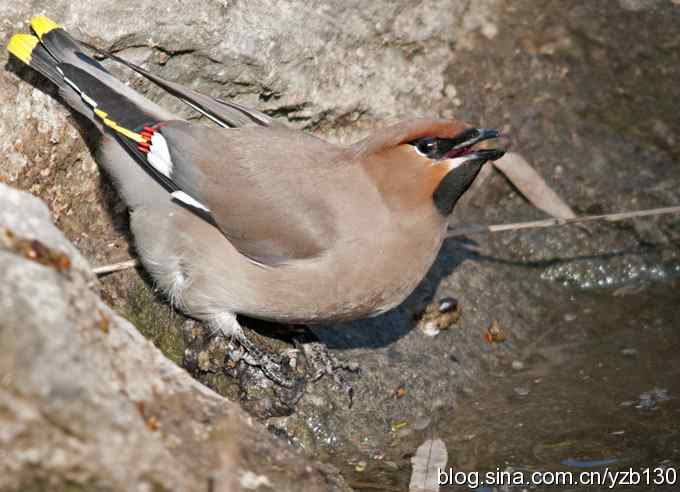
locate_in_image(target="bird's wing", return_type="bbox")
[9,18,339,265]
[71,44,341,264]
[138,121,345,265]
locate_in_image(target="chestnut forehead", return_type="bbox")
[397,120,469,143]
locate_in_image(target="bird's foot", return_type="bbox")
[296,338,360,407]
[206,314,359,406]
[207,312,299,388]
[228,325,298,388]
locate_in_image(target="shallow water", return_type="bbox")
[341,278,680,491]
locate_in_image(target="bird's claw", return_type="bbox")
[229,326,297,388]
[298,340,359,407]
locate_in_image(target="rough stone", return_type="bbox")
[0,184,349,491]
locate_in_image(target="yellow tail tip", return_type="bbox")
[30,15,60,39]
[7,33,39,64]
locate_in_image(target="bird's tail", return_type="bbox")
[7,16,171,137]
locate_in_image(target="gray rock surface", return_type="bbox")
[1,0,680,490]
[0,183,348,491]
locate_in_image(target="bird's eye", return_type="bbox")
[412,137,438,157]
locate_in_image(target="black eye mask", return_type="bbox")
[409,128,501,161]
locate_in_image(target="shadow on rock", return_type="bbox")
[314,237,471,350]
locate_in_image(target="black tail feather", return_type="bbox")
[26,43,64,86]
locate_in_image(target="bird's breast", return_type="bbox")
[259,216,448,323]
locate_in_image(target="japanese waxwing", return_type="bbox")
[8,16,505,387]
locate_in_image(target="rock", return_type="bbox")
[1,0,680,488]
[0,184,349,491]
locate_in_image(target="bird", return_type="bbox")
[7,16,506,389]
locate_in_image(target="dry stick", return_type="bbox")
[91,206,680,276]
[92,259,139,276]
[447,205,680,238]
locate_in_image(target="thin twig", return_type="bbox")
[92,259,140,276]
[447,205,680,238]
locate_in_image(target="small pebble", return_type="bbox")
[621,348,639,358]
[514,386,530,397]
[422,321,440,337]
[418,298,462,336]
[438,297,458,313]
[564,313,577,322]
[511,360,525,371]
[485,320,508,343]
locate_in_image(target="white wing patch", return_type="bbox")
[147,132,173,178]
[171,191,210,212]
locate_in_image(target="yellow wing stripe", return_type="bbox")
[7,33,39,64]
[105,120,146,143]
[10,17,145,146]
[30,15,60,40]
[94,109,146,143]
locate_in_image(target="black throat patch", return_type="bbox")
[432,160,484,216]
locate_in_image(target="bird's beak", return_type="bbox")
[440,128,507,168]
[448,127,499,149]
[467,147,506,162]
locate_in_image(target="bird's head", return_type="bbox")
[356,118,506,216]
